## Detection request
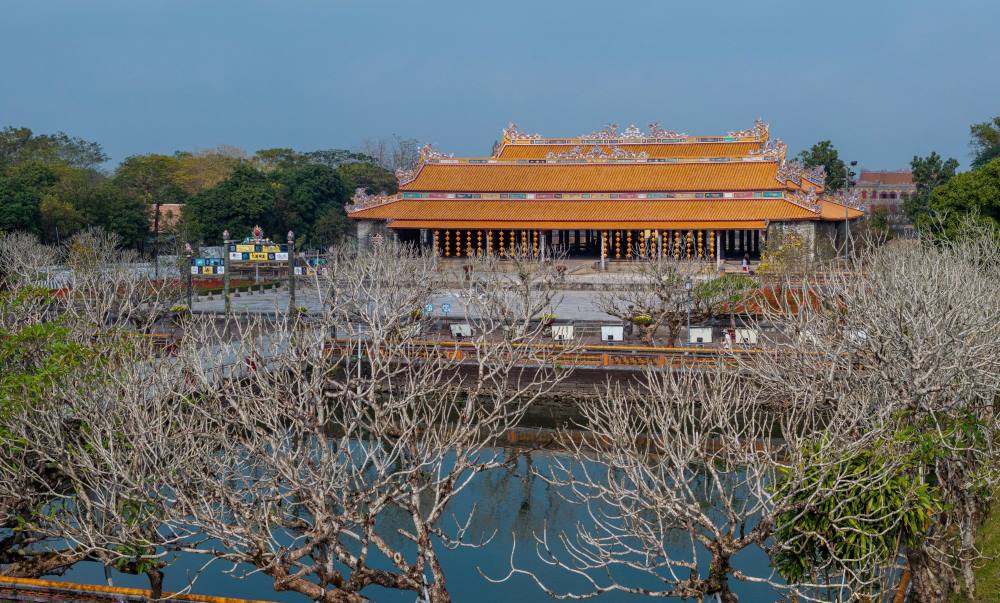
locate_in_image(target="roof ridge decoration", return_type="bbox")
[502,122,542,142]
[580,123,689,140]
[418,143,452,162]
[749,138,788,161]
[544,145,651,161]
[395,165,419,186]
[785,189,821,213]
[727,118,769,140]
[349,188,397,212]
[834,189,865,211]
[776,158,805,186]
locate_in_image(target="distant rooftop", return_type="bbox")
[858,170,913,186]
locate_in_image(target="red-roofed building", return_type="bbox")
[856,170,915,225]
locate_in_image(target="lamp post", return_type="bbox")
[222,229,231,316]
[684,276,693,346]
[844,160,857,261]
[287,230,296,317]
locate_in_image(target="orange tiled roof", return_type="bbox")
[818,198,864,220]
[350,198,820,229]
[400,162,782,193]
[496,142,762,160]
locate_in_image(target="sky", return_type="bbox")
[2,0,998,171]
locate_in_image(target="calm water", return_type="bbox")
[60,452,778,602]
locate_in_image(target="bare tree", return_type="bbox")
[494,226,1000,602]
[490,362,899,602]
[741,223,1000,601]
[145,242,574,602]
[358,135,420,171]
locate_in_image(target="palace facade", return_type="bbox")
[348,121,863,262]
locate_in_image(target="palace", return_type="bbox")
[347,120,863,263]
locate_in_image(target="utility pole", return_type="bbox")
[184,242,193,311]
[287,230,296,316]
[684,276,693,346]
[223,229,231,315]
[845,160,857,261]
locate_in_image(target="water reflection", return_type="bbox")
[61,451,776,602]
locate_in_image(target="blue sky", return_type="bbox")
[2,0,998,170]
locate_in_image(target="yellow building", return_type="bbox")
[348,120,863,262]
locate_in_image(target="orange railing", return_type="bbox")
[0,576,273,603]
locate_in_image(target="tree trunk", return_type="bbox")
[146,568,164,600]
[705,553,737,603]
[906,545,951,603]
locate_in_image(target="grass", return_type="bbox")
[952,499,1000,602]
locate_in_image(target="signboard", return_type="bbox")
[190,257,225,276]
[441,303,451,315]
[227,243,290,262]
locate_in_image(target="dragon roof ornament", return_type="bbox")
[804,164,827,186]
[418,143,453,162]
[350,187,395,211]
[545,145,650,161]
[502,122,542,142]
[395,166,419,186]
[776,159,806,185]
[580,123,687,140]
[749,138,787,161]
[835,189,865,211]
[727,118,769,140]
[786,189,821,213]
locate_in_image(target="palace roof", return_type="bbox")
[349,120,863,227]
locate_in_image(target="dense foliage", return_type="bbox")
[0,126,395,251]
[798,140,849,192]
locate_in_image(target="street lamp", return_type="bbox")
[844,160,857,261]
[684,276,693,346]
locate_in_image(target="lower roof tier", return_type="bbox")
[349,198,862,230]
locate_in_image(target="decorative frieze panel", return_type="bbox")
[544,145,650,161]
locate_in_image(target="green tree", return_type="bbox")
[0,162,59,235]
[313,205,351,248]
[924,157,1000,236]
[38,195,84,243]
[773,437,939,596]
[253,147,303,171]
[172,147,245,195]
[904,151,959,223]
[113,155,186,257]
[183,164,276,243]
[270,164,348,240]
[337,161,398,195]
[970,115,1000,169]
[798,140,849,192]
[0,126,108,170]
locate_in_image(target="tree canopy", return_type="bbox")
[798,140,849,192]
[182,162,350,245]
[970,115,1000,169]
[925,157,1000,235]
[904,151,959,223]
